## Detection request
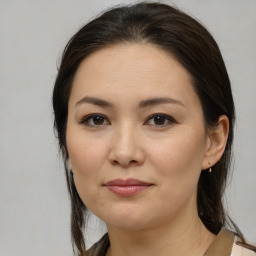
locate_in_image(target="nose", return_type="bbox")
[108,124,145,168]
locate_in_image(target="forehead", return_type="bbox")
[69,43,199,108]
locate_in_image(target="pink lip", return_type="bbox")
[104,179,153,196]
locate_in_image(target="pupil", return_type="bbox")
[154,116,165,125]
[93,116,104,125]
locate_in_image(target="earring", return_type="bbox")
[208,162,212,173]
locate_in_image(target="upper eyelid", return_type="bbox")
[146,113,175,120]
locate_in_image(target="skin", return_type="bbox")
[66,43,229,256]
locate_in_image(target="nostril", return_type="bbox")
[111,159,139,167]
[112,160,119,166]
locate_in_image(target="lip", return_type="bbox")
[104,179,153,196]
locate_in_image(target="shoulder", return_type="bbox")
[231,236,256,256]
[85,233,110,256]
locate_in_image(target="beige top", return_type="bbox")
[86,228,256,256]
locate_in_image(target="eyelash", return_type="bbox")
[146,113,176,126]
[79,113,176,127]
[79,114,110,126]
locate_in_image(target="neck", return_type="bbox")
[106,210,215,256]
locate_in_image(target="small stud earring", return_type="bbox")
[208,162,212,173]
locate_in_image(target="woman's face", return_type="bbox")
[66,43,211,230]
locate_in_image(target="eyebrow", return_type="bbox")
[76,96,113,108]
[75,96,186,108]
[139,97,186,108]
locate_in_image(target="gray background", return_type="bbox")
[0,0,255,255]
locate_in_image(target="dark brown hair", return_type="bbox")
[53,2,250,255]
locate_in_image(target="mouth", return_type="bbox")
[103,178,153,196]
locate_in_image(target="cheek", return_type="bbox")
[65,124,110,187]
[66,131,108,207]
[149,129,206,192]
[67,137,106,175]
[148,138,204,217]
[150,132,206,171]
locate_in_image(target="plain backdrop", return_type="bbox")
[0,0,255,255]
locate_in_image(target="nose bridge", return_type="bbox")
[110,121,144,167]
[115,122,137,150]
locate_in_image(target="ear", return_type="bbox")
[201,115,229,170]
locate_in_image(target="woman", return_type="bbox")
[52,2,255,256]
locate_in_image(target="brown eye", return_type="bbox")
[79,114,110,126]
[92,116,105,125]
[146,113,176,126]
[153,116,166,125]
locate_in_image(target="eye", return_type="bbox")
[79,114,110,126]
[145,113,176,126]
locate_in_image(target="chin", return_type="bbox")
[97,204,152,230]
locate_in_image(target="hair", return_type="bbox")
[52,2,252,255]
